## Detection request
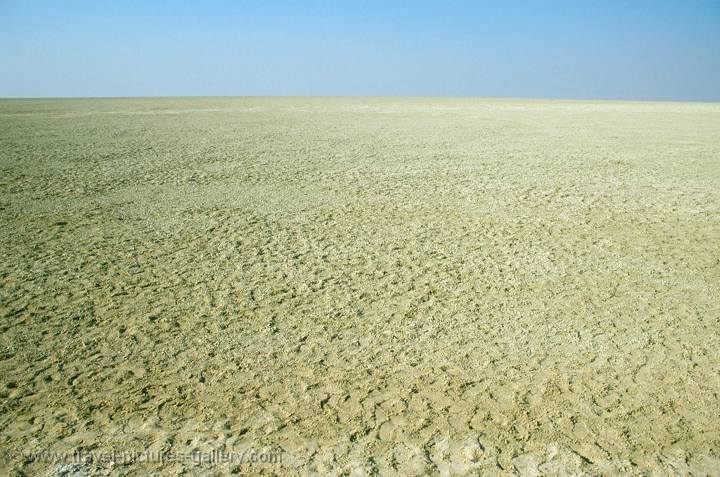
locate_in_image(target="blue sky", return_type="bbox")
[1,1,718,100]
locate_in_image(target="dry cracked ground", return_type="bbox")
[1,98,719,476]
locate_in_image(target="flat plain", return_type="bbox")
[1,97,719,476]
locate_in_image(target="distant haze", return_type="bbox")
[1,0,719,101]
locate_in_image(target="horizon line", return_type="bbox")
[1,95,719,104]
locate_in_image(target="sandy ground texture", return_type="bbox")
[1,97,719,476]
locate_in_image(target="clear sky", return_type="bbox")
[1,0,719,100]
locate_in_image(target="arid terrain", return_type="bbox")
[1,97,719,476]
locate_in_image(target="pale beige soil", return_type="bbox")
[0,98,719,476]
